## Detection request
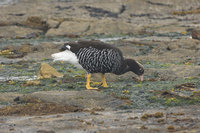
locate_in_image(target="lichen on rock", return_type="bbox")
[37,63,63,79]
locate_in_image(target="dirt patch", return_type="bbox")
[0,90,123,116]
[0,97,82,116]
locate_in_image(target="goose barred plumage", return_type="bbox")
[52,40,144,90]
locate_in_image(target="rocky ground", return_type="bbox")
[0,0,200,133]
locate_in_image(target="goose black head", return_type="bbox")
[126,59,144,81]
[60,43,71,51]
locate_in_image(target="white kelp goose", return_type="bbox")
[52,40,144,90]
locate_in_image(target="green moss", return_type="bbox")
[143,61,171,69]
[0,58,200,108]
[164,98,181,106]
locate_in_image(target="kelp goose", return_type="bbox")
[52,40,144,90]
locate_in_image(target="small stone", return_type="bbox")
[37,63,63,79]
[157,119,165,123]
[98,121,104,124]
[90,110,99,115]
[85,121,92,125]
[25,16,47,30]
[140,125,148,129]
[9,128,15,131]
[154,112,164,118]
[18,43,35,54]
[191,28,200,40]
[22,80,40,87]
[36,130,55,133]
[141,112,164,121]
[0,26,42,39]
[167,125,175,131]
[167,44,178,51]
[127,116,138,120]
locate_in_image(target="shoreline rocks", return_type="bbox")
[0,0,200,39]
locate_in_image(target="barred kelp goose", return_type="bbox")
[51,40,144,90]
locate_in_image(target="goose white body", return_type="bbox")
[51,50,83,69]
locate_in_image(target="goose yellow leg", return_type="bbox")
[101,74,108,88]
[91,81,102,85]
[86,73,98,90]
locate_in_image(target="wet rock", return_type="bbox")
[86,19,137,35]
[0,93,23,104]
[25,32,40,39]
[0,56,22,64]
[6,53,26,58]
[0,26,42,38]
[170,65,200,78]
[153,25,187,34]
[37,63,64,79]
[24,16,48,31]
[0,43,38,58]
[166,44,178,51]
[46,18,139,36]
[46,19,60,28]
[27,90,123,110]
[1,45,17,52]
[18,43,36,54]
[191,27,200,40]
[0,21,10,26]
[45,20,90,37]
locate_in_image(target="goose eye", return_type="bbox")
[139,68,144,73]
